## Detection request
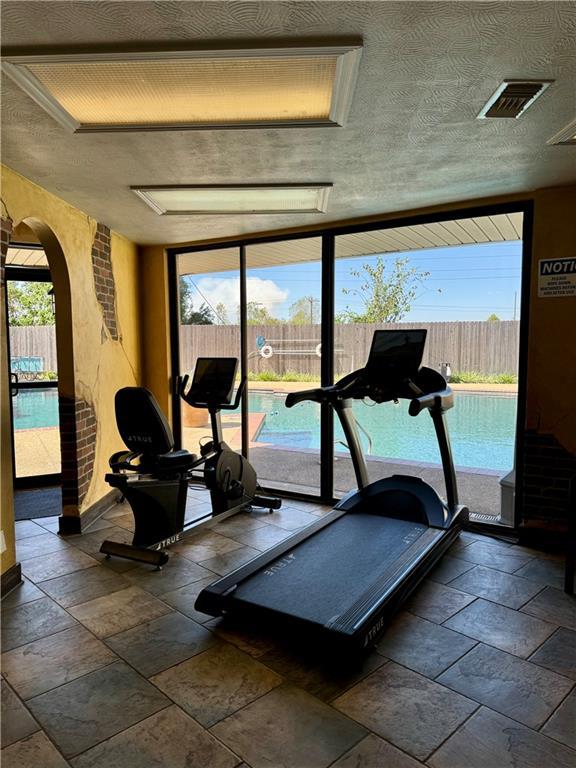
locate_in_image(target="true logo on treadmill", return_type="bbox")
[263,553,296,576]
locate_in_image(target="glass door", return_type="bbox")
[246,239,323,496]
[174,247,242,457]
[6,268,61,486]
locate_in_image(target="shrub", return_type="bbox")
[450,371,518,384]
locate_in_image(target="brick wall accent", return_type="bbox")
[1,217,13,282]
[59,396,97,507]
[91,224,118,340]
[523,430,576,528]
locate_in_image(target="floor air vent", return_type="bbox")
[477,80,552,119]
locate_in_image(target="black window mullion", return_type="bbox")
[167,252,182,448]
[320,234,335,503]
[240,245,249,459]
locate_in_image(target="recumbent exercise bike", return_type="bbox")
[100,357,281,568]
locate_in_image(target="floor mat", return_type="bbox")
[14,487,62,520]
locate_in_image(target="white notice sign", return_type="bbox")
[538,257,576,297]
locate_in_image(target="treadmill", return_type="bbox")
[195,330,467,650]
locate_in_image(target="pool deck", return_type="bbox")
[14,383,511,518]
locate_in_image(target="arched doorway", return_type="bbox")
[5,217,78,524]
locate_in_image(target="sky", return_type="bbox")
[182,240,523,323]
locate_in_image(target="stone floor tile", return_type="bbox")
[452,541,533,573]
[27,661,169,758]
[1,578,44,609]
[38,566,130,608]
[14,520,46,541]
[35,517,62,534]
[2,626,117,700]
[448,565,545,609]
[68,586,171,638]
[151,642,282,727]
[437,643,574,728]
[210,514,268,538]
[159,576,219,624]
[428,706,576,768]
[1,597,77,651]
[66,526,133,557]
[333,662,477,761]
[258,643,385,701]
[70,705,240,768]
[405,580,476,623]
[16,532,70,560]
[226,523,294,551]
[514,558,567,591]
[173,530,244,562]
[1,731,69,768]
[375,612,476,678]
[203,617,281,658]
[541,689,576,750]
[199,545,260,576]
[1,681,39,748]
[427,556,475,585]
[265,506,320,531]
[107,513,134,532]
[21,549,98,583]
[332,733,425,767]
[102,503,132,520]
[529,627,576,680]
[212,683,367,768]
[125,553,213,595]
[521,587,576,630]
[459,532,513,548]
[443,598,557,657]
[105,612,217,677]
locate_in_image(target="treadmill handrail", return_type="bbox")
[408,387,454,416]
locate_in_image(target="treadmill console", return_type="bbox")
[366,329,427,379]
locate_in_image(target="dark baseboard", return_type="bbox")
[1,561,22,597]
[518,522,568,554]
[59,489,121,536]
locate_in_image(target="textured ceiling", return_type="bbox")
[1,1,575,246]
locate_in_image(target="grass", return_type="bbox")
[248,369,518,385]
[449,371,518,384]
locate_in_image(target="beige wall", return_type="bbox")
[1,165,141,575]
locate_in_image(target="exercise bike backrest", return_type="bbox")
[111,386,199,476]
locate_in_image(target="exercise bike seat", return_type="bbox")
[113,387,198,476]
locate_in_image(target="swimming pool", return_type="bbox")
[12,388,59,430]
[13,387,517,472]
[250,391,517,472]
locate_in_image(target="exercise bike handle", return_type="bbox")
[285,387,325,408]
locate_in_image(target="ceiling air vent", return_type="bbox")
[477,80,553,120]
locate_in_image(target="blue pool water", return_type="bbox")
[14,388,516,472]
[13,388,59,430]
[251,391,517,472]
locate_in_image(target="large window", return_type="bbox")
[170,207,527,526]
[176,248,241,455]
[246,239,322,495]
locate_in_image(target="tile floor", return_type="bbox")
[2,495,575,768]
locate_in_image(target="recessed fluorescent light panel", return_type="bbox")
[547,117,576,145]
[131,185,332,215]
[1,45,362,132]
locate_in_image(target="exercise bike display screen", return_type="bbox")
[190,358,238,405]
[366,330,427,378]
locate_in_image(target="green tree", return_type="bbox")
[336,256,430,323]
[246,301,282,325]
[179,277,214,324]
[214,302,230,325]
[7,281,55,325]
[289,296,320,325]
[487,313,500,322]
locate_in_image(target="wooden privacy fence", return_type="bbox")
[9,325,57,373]
[181,321,520,376]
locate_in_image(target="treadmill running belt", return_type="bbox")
[233,514,428,627]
